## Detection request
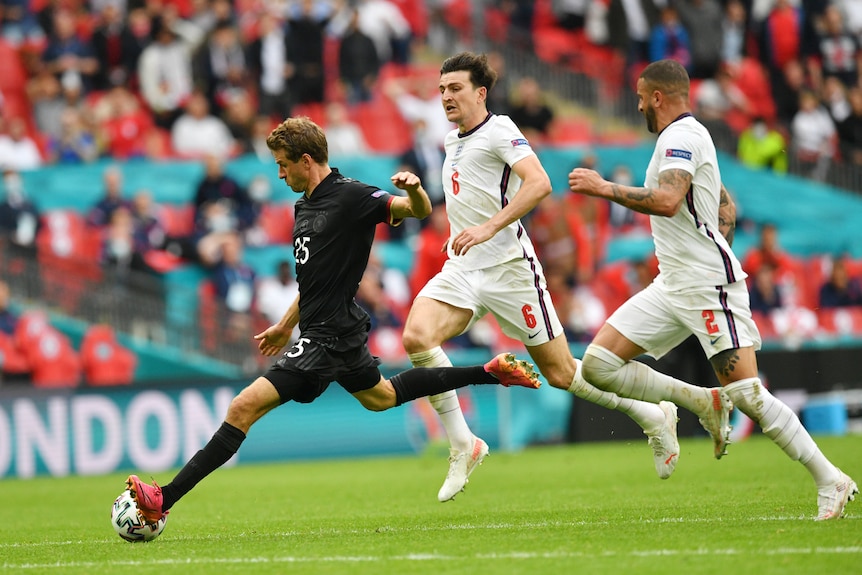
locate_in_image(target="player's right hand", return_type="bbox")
[254,325,292,356]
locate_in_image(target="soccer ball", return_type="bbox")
[111,490,167,542]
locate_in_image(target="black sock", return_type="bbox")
[161,422,246,511]
[391,366,495,406]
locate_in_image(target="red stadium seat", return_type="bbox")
[14,312,82,388]
[351,99,412,154]
[35,210,103,314]
[158,204,195,237]
[0,331,31,377]
[80,324,137,385]
[259,202,295,244]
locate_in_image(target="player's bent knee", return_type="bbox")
[400,326,428,354]
[580,352,616,390]
[356,395,394,412]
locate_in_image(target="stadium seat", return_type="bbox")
[35,210,103,314]
[14,311,82,388]
[0,39,28,94]
[351,99,412,154]
[158,203,196,238]
[80,324,137,385]
[816,307,862,337]
[0,331,31,377]
[259,202,295,244]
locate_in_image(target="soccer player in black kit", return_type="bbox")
[126,117,541,527]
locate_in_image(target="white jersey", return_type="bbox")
[646,114,747,289]
[442,114,538,271]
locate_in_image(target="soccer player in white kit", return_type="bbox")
[401,52,712,502]
[568,59,857,520]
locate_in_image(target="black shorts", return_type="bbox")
[263,331,382,404]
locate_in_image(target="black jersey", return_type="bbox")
[292,168,401,341]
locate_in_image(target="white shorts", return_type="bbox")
[607,276,762,360]
[417,258,564,345]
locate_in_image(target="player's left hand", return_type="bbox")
[390,171,422,194]
[451,224,494,255]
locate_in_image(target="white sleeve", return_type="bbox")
[656,128,700,176]
[490,116,535,167]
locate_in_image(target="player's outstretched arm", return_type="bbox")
[718,184,736,247]
[568,167,691,217]
[390,171,432,220]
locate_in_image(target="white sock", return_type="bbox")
[724,378,840,487]
[408,347,474,452]
[583,344,715,417]
[567,357,665,433]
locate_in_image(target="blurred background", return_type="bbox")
[2,0,862,479]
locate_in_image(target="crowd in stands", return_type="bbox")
[3,0,862,382]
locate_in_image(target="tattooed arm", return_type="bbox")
[568,167,692,217]
[718,184,737,247]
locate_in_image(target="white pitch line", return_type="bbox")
[0,513,857,550]
[4,547,862,570]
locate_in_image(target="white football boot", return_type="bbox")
[438,436,489,502]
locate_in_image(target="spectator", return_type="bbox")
[552,0,589,31]
[808,4,862,90]
[605,164,650,233]
[48,108,99,164]
[0,117,43,171]
[324,101,369,157]
[94,85,153,160]
[508,76,555,144]
[129,189,167,257]
[821,75,851,123]
[210,232,256,340]
[194,155,255,230]
[41,9,98,90]
[355,260,405,331]
[86,166,131,228]
[672,0,723,79]
[791,89,837,181]
[0,169,39,251]
[748,263,785,314]
[101,204,155,276]
[694,65,753,133]
[408,198,449,299]
[397,118,444,202]
[606,0,661,74]
[26,65,85,141]
[721,0,748,67]
[247,115,277,161]
[837,86,862,164]
[649,6,692,71]
[0,279,19,335]
[819,255,862,308]
[171,91,237,159]
[0,0,45,47]
[384,75,453,149]
[195,19,248,115]
[742,222,803,304]
[773,58,808,130]
[759,0,805,99]
[286,0,334,105]
[337,8,379,105]
[354,0,412,64]
[255,259,299,326]
[485,50,513,116]
[247,11,293,120]
[737,117,789,173]
[90,3,145,91]
[138,16,194,129]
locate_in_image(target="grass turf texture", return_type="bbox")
[1,435,860,575]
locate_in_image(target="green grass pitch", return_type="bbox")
[2,435,860,575]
